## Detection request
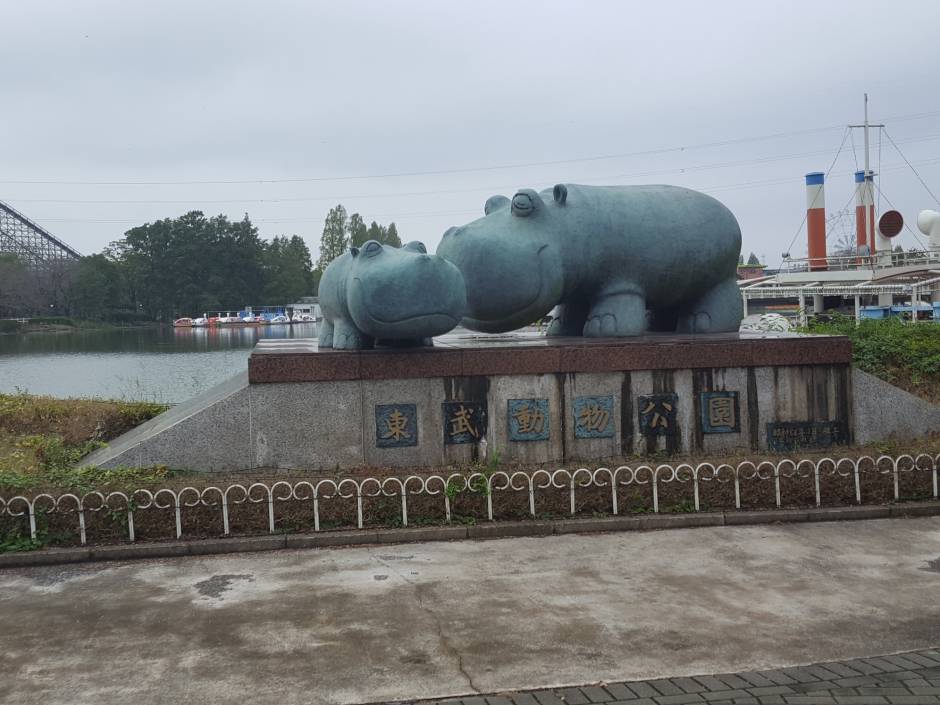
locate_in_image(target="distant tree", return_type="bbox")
[0,254,30,316]
[263,235,314,303]
[366,221,384,243]
[70,254,124,319]
[738,253,744,265]
[117,210,266,319]
[746,252,761,266]
[383,222,402,247]
[347,213,369,248]
[311,268,323,297]
[316,205,349,271]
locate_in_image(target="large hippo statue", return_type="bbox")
[436,184,743,336]
[319,240,466,349]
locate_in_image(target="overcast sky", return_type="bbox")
[3,0,940,267]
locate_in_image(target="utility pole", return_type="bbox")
[849,93,885,255]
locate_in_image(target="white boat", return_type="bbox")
[192,317,209,327]
[173,317,193,328]
[269,315,291,324]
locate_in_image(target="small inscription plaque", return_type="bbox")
[701,391,740,434]
[766,421,846,451]
[507,398,550,441]
[573,395,615,439]
[375,403,418,448]
[442,401,487,445]
[638,393,678,436]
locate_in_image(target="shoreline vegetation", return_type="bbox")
[1,206,399,326]
[0,317,161,336]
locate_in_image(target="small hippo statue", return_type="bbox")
[437,184,743,337]
[318,240,466,349]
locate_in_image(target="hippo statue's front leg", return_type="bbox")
[332,318,372,349]
[318,319,335,348]
[583,285,647,337]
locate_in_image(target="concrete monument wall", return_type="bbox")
[81,333,936,474]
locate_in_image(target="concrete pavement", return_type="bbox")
[2,517,940,705]
[388,650,940,705]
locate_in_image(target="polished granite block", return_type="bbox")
[701,391,740,434]
[248,331,853,384]
[442,401,486,445]
[507,398,550,442]
[375,403,419,448]
[573,395,615,439]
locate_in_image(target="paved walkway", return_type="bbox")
[391,649,940,705]
[2,517,940,704]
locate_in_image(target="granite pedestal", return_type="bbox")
[82,329,940,473]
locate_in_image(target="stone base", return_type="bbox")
[80,330,937,473]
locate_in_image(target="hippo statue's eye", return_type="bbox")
[511,192,536,217]
[363,241,383,257]
[404,241,427,254]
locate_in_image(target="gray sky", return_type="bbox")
[3,0,940,267]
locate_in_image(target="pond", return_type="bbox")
[0,323,318,403]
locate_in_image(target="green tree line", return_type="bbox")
[1,206,400,322]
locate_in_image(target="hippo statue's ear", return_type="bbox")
[484,195,510,215]
[403,241,427,254]
[553,184,568,205]
[349,247,360,257]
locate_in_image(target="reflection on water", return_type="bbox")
[0,323,317,403]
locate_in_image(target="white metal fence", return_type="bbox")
[1,453,938,546]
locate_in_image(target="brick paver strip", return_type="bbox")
[532,692,565,705]
[364,649,940,705]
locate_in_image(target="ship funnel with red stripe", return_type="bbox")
[855,170,876,254]
[805,172,827,270]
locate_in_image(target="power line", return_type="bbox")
[877,126,883,213]
[4,108,938,188]
[25,155,940,225]
[850,129,859,172]
[883,127,940,208]
[8,133,940,206]
[0,124,849,186]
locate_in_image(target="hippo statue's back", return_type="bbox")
[436,183,743,337]
[552,184,740,303]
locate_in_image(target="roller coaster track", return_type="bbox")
[0,200,81,267]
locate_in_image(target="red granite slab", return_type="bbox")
[248,349,361,383]
[248,332,852,384]
[359,347,464,380]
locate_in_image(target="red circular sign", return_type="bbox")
[879,210,904,238]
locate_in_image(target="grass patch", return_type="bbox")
[0,392,168,492]
[805,315,940,402]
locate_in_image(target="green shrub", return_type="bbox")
[0,320,21,333]
[805,315,940,400]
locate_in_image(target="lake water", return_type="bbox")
[0,324,318,403]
